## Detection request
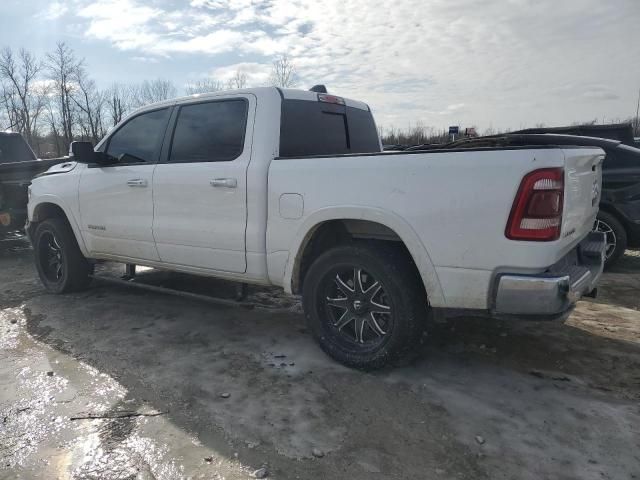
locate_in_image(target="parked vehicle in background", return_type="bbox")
[590,143,640,267]
[27,87,605,369]
[0,132,64,238]
[512,124,640,268]
[513,123,636,146]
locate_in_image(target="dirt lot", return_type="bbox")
[1,234,639,480]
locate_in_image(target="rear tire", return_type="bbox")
[302,243,429,370]
[594,211,627,269]
[33,218,92,293]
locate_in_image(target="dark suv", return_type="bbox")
[595,143,640,266]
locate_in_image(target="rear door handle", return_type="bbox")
[127,179,148,187]
[210,178,237,188]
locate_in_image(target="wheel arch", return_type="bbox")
[283,207,445,307]
[598,202,629,227]
[29,198,89,257]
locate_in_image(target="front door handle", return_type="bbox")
[210,178,237,188]
[127,178,148,187]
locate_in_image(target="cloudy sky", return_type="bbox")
[1,0,639,131]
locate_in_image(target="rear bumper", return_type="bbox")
[493,232,606,317]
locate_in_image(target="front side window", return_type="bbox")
[169,100,248,163]
[106,108,170,163]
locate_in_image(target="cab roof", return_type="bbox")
[133,86,370,114]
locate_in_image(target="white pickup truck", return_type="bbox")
[27,87,606,369]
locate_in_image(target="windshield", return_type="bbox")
[0,135,37,163]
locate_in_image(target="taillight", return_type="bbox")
[505,168,564,241]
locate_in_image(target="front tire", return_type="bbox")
[33,218,92,293]
[302,243,429,370]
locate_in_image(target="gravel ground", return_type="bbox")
[1,234,639,480]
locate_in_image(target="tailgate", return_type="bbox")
[562,147,604,245]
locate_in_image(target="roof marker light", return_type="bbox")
[318,93,345,105]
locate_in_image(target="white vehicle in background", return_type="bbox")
[27,86,606,369]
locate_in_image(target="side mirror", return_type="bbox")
[69,141,111,165]
[70,141,95,163]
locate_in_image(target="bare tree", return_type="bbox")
[105,83,130,127]
[130,79,177,108]
[269,55,297,88]
[43,94,63,156]
[29,81,52,154]
[0,105,9,130]
[185,78,223,95]
[0,82,20,131]
[482,126,497,136]
[46,42,82,148]
[227,70,247,89]
[0,47,46,143]
[379,123,448,147]
[71,66,106,142]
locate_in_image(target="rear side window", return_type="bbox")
[169,99,248,163]
[106,108,170,163]
[279,99,380,157]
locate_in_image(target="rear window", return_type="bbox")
[0,135,36,163]
[279,99,380,157]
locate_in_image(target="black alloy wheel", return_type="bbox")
[33,218,92,293]
[38,230,65,282]
[302,243,428,370]
[593,211,627,269]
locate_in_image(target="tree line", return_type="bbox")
[380,116,640,147]
[0,42,298,157]
[2,41,637,156]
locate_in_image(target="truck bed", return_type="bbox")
[267,145,604,309]
[0,158,66,182]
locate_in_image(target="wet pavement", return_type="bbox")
[1,235,639,479]
[1,308,238,480]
